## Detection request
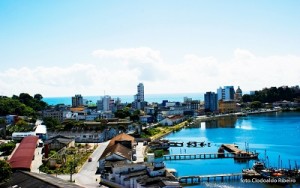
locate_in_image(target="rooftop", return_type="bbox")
[1,171,83,188]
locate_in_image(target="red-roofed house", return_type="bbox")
[8,136,39,171]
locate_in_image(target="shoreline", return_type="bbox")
[150,121,188,141]
[196,109,281,122]
[149,109,283,141]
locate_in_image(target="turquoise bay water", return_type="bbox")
[43,93,204,105]
[163,112,300,188]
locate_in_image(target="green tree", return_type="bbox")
[250,101,262,109]
[34,94,43,101]
[242,94,252,103]
[0,97,35,116]
[0,141,16,155]
[114,109,130,119]
[43,117,61,131]
[130,110,141,122]
[7,119,33,134]
[0,160,12,183]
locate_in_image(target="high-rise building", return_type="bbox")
[133,83,146,110]
[102,95,112,111]
[134,83,144,102]
[72,94,83,107]
[217,86,235,101]
[204,92,218,112]
[97,95,114,112]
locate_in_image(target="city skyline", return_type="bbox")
[1,1,300,97]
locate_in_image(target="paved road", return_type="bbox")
[57,141,110,188]
[31,146,43,173]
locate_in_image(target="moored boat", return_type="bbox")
[234,151,259,160]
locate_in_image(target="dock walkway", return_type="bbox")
[179,173,242,184]
[163,152,234,160]
[221,144,242,153]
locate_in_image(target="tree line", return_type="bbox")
[242,86,300,103]
[0,93,47,117]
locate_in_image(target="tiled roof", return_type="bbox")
[108,133,135,147]
[99,133,135,161]
[45,135,74,145]
[100,143,132,161]
[2,171,83,188]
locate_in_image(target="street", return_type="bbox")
[56,141,109,188]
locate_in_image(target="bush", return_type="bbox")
[0,141,16,155]
[154,150,164,158]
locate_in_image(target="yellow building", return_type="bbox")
[218,100,237,113]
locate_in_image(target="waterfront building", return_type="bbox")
[217,86,235,101]
[71,94,83,107]
[204,92,218,112]
[182,97,200,111]
[159,115,185,126]
[218,100,237,113]
[234,86,243,101]
[160,106,186,116]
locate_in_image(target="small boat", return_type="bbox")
[252,161,265,172]
[234,151,259,160]
[242,169,261,179]
[149,140,170,150]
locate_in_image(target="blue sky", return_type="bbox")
[0,0,299,97]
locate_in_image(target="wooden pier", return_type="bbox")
[221,144,259,159]
[163,152,235,160]
[221,144,242,153]
[179,173,242,184]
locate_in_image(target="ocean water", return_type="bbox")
[162,112,300,187]
[43,93,204,105]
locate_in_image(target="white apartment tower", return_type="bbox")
[97,95,113,111]
[102,95,111,111]
[135,83,144,102]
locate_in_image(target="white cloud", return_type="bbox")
[92,47,162,63]
[0,48,299,97]
[92,47,165,82]
[234,48,255,60]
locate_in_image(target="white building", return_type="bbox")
[135,83,144,102]
[217,86,235,101]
